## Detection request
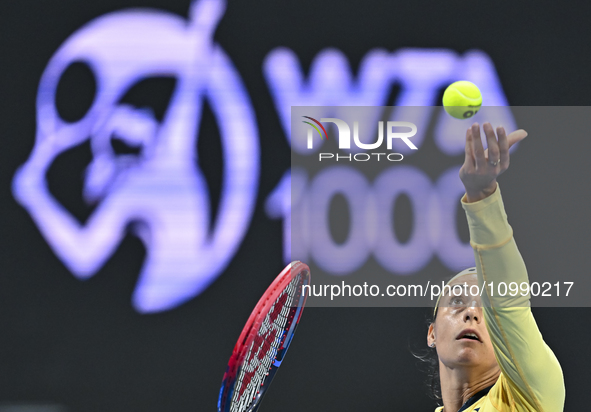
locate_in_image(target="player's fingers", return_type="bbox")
[497,126,509,169]
[464,127,475,170]
[483,122,500,167]
[506,129,528,149]
[471,123,486,168]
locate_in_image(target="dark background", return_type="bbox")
[0,0,588,410]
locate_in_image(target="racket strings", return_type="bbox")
[230,275,303,412]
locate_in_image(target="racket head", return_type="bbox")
[217,261,311,412]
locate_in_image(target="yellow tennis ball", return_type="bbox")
[442,81,482,119]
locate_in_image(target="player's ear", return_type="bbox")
[427,323,436,347]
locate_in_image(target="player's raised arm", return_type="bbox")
[427,122,564,412]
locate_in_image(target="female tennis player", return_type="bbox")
[425,122,565,412]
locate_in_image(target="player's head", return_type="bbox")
[426,268,500,389]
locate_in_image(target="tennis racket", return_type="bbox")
[217,261,311,412]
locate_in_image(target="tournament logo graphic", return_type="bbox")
[12,0,259,313]
[12,0,518,311]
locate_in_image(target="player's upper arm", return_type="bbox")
[485,305,565,412]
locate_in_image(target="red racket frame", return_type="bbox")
[217,261,310,412]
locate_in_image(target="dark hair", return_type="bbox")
[411,308,441,402]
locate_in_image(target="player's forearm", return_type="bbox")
[462,185,530,307]
[462,184,513,249]
[462,185,530,306]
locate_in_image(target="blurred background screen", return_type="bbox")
[0,0,588,410]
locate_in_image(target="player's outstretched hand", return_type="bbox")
[460,122,527,203]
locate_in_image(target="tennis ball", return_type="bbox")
[442,81,482,119]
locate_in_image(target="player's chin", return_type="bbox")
[454,346,485,364]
